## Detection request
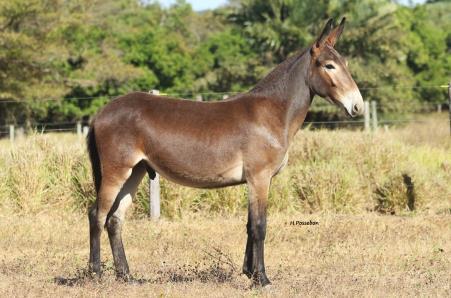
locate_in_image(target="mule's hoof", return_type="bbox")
[261,283,273,291]
[117,274,147,285]
[88,264,102,280]
[251,273,271,288]
[88,271,102,281]
[262,281,272,288]
[116,273,132,282]
[242,268,253,279]
[255,278,271,288]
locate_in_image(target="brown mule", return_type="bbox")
[86,18,363,286]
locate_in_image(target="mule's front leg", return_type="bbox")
[242,210,254,278]
[244,171,271,287]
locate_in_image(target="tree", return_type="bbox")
[0,0,66,124]
[0,0,449,125]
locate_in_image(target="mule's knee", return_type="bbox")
[113,195,132,220]
[106,195,131,237]
[107,215,123,235]
[88,204,102,233]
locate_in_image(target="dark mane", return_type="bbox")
[249,47,311,98]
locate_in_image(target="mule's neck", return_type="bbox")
[249,48,314,140]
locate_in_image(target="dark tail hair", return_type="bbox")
[87,126,101,194]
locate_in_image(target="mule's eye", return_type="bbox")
[325,64,335,70]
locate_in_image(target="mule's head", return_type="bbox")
[309,18,364,117]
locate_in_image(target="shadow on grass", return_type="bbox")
[54,263,153,287]
[54,263,109,287]
[54,247,240,287]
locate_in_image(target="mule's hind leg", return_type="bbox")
[106,161,147,280]
[88,166,134,277]
[88,202,102,276]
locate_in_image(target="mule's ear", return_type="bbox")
[314,18,334,49]
[326,17,346,47]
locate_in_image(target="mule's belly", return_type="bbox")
[145,153,246,189]
[154,162,246,189]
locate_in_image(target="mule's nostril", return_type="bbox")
[353,104,360,113]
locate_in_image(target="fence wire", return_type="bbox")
[0,84,448,104]
[0,83,449,136]
[1,118,448,135]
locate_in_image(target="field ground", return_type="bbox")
[0,213,450,297]
[0,113,450,296]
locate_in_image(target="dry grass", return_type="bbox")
[0,116,450,217]
[0,213,449,297]
[389,113,451,150]
[0,115,450,296]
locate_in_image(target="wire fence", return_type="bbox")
[0,84,448,104]
[0,116,448,138]
[0,84,450,139]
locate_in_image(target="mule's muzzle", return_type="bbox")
[351,102,364,117]
[341,90,364,118]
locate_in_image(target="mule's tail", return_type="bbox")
[87,126,101,194]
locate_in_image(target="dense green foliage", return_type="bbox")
[0,0,449,125]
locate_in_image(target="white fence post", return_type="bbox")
[150,174,160,219]
[76,121,82,137]
[149,89,161,219]
[196,95,202,102]
[364,101,370,132]
[371,101,378,131]
[82,126,89,137]
[9,125,14,143]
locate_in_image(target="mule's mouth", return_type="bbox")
[343,104,355,118]
[325,96,356,118]
[327,90,364,118]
